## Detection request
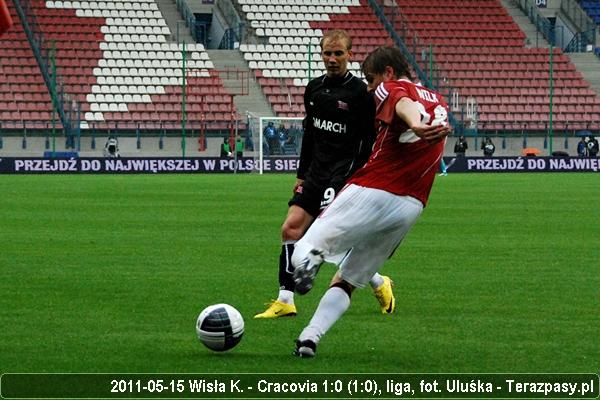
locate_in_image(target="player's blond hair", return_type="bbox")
[320,29,352,51]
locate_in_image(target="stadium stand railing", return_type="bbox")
[1,0,80,138]
[367,0,462,132]
[1,0,245,141]
[561,0,597,49]
[215,0,245,49]
[514,0,559,46]
[385,0,600,135]
[237,0,395,118]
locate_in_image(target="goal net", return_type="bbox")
[246,115,304,174]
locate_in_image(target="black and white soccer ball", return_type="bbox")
[196,304,244,351]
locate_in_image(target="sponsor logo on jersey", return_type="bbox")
[312,117,347,133]
[337,100,349,111]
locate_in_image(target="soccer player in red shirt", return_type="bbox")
[291,46,451,357]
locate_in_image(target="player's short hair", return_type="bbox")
[361,45,412,81]
[320,29,352,51]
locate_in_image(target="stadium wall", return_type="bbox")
[0,136,230,158]
[442,136,578,157]
[0,136,584,157]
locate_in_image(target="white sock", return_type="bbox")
[369,273,384,289]
[277,289,294,305]
[299,287,350,344]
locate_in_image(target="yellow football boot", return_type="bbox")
[254,300,297,319]
[373,276,395,314]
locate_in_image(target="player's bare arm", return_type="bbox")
[412,125,451,143]
[395,98,451,143]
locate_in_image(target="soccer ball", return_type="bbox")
[196,304,244,351]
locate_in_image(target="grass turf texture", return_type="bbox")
[0,173,598,374]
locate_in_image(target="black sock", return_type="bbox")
[278,243,296,292]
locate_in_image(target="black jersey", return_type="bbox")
[297,71,376,188]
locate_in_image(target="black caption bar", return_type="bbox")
[1,373,598,399]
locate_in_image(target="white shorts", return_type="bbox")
[293,184,423,288]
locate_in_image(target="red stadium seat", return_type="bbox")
[0,0,243,131]
[394,0,600,131]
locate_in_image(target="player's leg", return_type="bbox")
[293,192,423,357]
[278,205,314,300]
[290,184,367,296]
[254,205,313,318]
[294,272,354,357]
[439,158,448,176]
[294,246,398,357]
[292,184,401,296]
[255,181,331,318]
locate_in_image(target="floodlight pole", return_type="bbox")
[50,42,57,156]
[307,43,312,81]
[548,44,554,155]
[181,41,187,158]
[428,44,433,86]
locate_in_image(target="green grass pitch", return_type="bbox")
[0,173,598,374]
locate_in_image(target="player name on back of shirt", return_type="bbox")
[415,87,439,103]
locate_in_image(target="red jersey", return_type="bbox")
[348,79,448,206]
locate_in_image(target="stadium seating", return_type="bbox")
[4,0,599,133]
[237,0,600,129]
[0,0,240,131]
[396,0,600,131]
[580,0,600,24]
[238,0,393,117]
[0,4,55,129]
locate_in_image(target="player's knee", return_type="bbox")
[282,207,312,241]
[281,222,303,241]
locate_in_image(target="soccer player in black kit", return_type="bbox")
[255,30,396,319]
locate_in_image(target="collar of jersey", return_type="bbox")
[322,71,352,85]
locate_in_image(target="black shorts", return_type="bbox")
[288,179,344,218]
